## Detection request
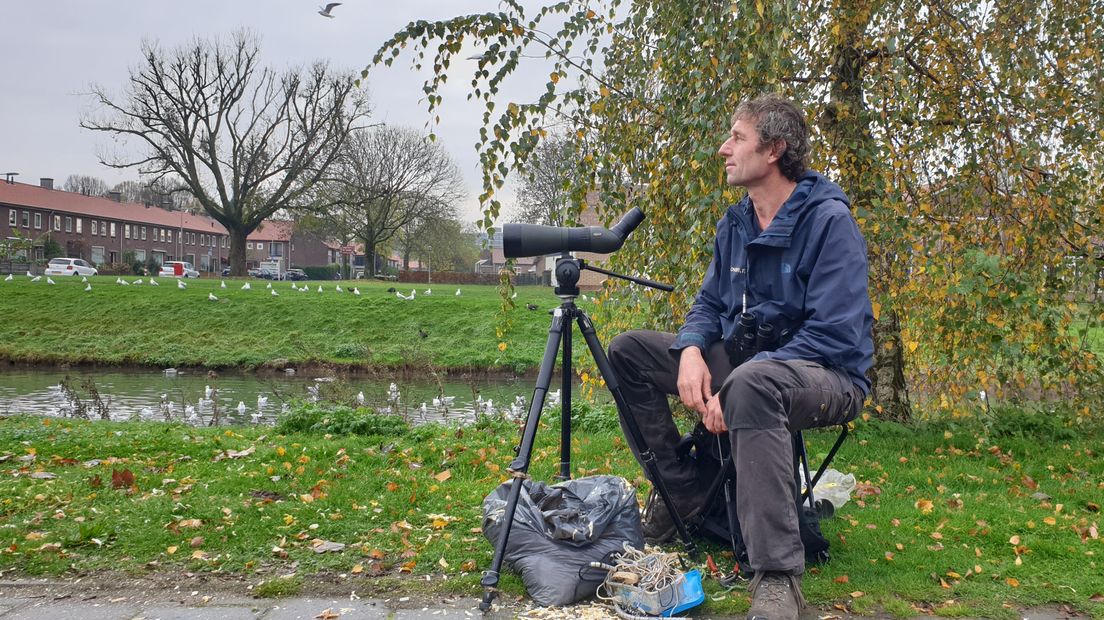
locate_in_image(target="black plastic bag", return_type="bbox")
[482,475,645,606]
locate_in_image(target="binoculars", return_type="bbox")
[724,312,792,367]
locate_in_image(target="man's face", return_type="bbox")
[717,117,779,187]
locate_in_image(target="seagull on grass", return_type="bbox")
[336,285,343,293]
[220,280,227,289]
[266,282,272,289]
[455,288,461,296]
[84,283,92,292]
[26,271,33,277]
[149,278,159,286]
[46,277,56,285]
[81,276,87,283]
[4,274,12,281]
[424,288,432,296]
[318,2,341,17]
[352,287,360,296]
[271,289,279,297]
[208,292,218,301]
[317,285,324,293]
[177,280,186,289]
[396,289,415,301]
[31,275,41,282]
[242,282,251,290]
[132,279,143,285]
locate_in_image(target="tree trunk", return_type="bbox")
[229,228,248,276]
[363,238,377,277]
[821,10,912,422]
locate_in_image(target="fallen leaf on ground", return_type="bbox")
[434,470,452,482]
[111,469,135,490]
[29,472,57,479]
[834,575,849,584]
[915,499,934,514]
[1006,577,1020,587]
[214,446,256,462]
[315,608,340,619]
[311,540,346,554]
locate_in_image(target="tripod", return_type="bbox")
[479,255,696,611]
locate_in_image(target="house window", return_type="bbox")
[75,218,82,233]
[53,216,61,231]
[141,227,147,240]
[256,242,264,251]
[167,230,172,243]
[65,217,72,232]
[124,224,130,239]
[135,249,146,261]
[7,210,15,226]
[22,211,29,227]
[159,229,165,242]
[246,242,253,249]
[91,221,98,235]
[109,222,116,237]
[33,213,42,229]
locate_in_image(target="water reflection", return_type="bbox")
[0,367,568,426]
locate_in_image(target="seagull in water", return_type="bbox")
[356,391,365,405]
[237,401,247,415]
[205,385,213,399]
[318,2,341,17]
[257,395,268,409]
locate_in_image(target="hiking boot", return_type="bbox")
[640,488,708,544]
[746,571,805,620]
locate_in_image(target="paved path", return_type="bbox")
[0,579,1082,619]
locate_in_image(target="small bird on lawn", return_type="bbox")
[266,282,272,289]
[4,274,12,281]
[81,276,87,283]
[386,287,397,293]
[149,278,159,286]
[318,2,341,17]
[455,288,461,296]
[352,287,361,296]
[396,290,414,301]
[177,280,186,289]
[25,271,33,277]
[31,275,41,282]
[221,280,227,289]
[317,285,324,293]
[242,282,251,290]
[526,303,539,311]
[84,283,92,292]
[46,277,55,285]
[336,285,343,293]
[271,289,279,297]
[418,328,429,339]
[511,291,518,299]
[119,279,130,286]
[424,288,432,296]
[132,279,143,285]
[208,293,218,301]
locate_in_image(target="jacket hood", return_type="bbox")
[729,171,850,247]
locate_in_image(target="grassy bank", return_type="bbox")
[1,408,1101,618]
[0,276,567,371]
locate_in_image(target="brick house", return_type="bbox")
[0,178,334,273]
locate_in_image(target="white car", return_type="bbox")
[44,257,98,277]
[158,261,200,278]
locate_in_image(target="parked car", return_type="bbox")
[158,261,200,278]
[44,257,98,277]
[285,268,308,281]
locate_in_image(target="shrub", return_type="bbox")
[302,264,339,280]
[276,403,408,437]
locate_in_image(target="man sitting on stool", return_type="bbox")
[608,93,873,620]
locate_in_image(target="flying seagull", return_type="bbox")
[318,2,341,17]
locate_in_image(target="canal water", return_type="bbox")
[0,366,573,426]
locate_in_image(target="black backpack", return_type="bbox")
[677,424,832,575]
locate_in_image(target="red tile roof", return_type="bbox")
[0,181,292,241]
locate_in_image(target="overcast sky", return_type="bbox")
[0,1,552,224]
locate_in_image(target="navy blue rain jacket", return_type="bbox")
[671,171,874,394]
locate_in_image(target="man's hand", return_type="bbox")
[677,347,712,417]
[702,395,726,434]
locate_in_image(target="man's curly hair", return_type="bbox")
[732,94,810,182]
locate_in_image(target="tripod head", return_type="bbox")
[552,255,674,300]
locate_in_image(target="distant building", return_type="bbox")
[0,178,333,273]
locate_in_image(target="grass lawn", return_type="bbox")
[0,409,1101,618]
[0,276,572,371]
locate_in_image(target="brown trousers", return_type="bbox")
[608,330,862,575]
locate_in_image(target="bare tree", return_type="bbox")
[320,126,466,276]
[81,31,370,274]
[512,135,574,226]
[62,175,108,197]
[108,180,190,209]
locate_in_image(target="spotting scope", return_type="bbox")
[502,207,645,258]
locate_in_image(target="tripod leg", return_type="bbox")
[557,309,572,481]
[479,309,565,612]
[574,310,701,561]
